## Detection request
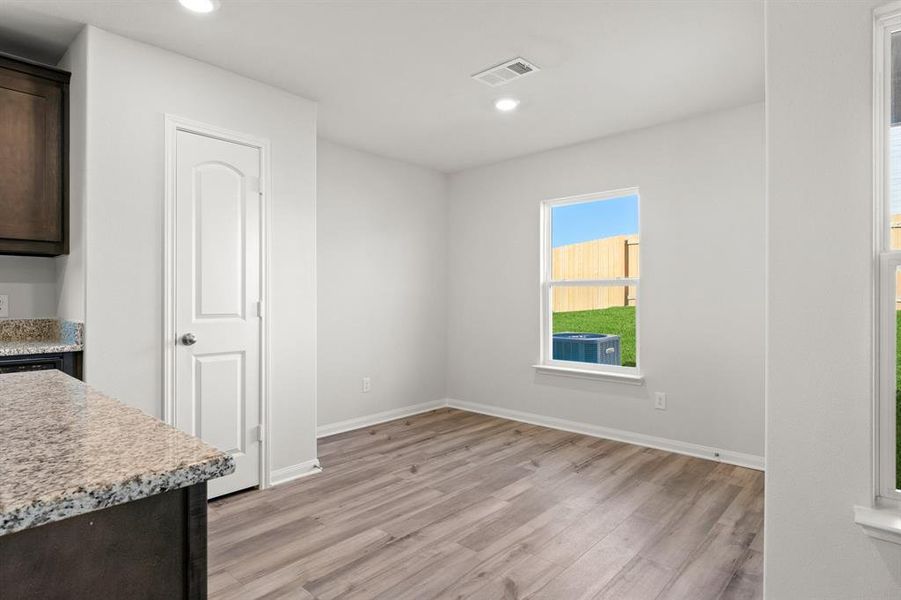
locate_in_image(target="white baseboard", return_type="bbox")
[446,398,765,471]
[270,459,322,486]
[312,397,764,471]
[317,399,446,438]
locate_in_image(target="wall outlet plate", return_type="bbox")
[0,295,8,318]
[362,377,371,393]
[654,392,667,410]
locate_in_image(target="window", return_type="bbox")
[539,189,640,379]
[875,10,901,506]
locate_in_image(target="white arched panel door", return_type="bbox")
[174,129,261,498]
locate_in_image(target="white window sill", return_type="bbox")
[532,364,645,385]
[854,505,901,545]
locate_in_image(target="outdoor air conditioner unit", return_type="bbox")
[552,333,621,366]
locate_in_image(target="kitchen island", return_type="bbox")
[0,370,234,599]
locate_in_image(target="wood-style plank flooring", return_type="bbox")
[208,408,763,600]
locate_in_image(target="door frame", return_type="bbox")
[162,114,272,489]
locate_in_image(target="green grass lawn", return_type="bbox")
[553,306,637,367]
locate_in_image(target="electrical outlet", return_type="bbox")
[362,377,371,393]
[0,295,8,318]
[654,392,667,410]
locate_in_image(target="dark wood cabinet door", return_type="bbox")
[0,54,69,256]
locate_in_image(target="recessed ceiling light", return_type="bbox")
[495,98,520,112]
[179,0,220,13]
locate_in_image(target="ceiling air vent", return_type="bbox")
[472,58,540,87]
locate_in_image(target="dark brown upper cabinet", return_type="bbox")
[0,53,70,256]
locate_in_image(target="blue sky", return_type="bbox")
[551,194,639,247]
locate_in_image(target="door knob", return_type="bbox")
[181,332,197,346]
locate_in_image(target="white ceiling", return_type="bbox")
[0,1,764,173]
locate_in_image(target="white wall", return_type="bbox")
[447,103,765,463]
[316,140,448,429]
[0,257,57,318]
[69,26,318,475]
[55,30,87,324]
[766,1,901,597]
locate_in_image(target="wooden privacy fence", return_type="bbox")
[894,215,901,310]
[552,234,639,312]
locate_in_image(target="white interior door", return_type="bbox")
[174,129,262,498]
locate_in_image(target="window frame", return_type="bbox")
[873,5,901,508]
[538,188,642,379]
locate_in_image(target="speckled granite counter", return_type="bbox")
[0,319,84,356]
[0,370,234,536]
[0,340,83,356]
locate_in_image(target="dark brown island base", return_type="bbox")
[0,371,233,599]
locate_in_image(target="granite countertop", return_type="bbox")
[0,371,234,536]
[0,340,83,356]
[0,319,84,356]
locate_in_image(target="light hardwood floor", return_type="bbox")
[208,408,763,600]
